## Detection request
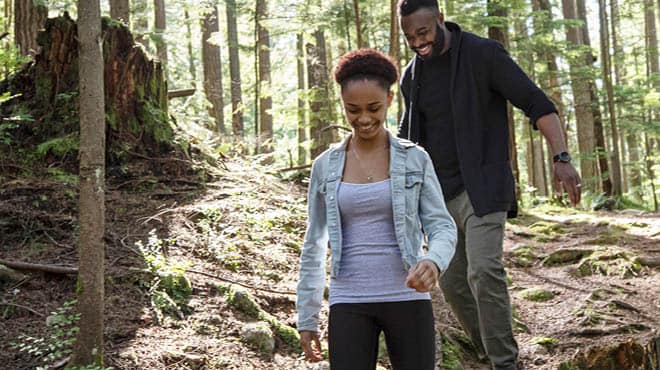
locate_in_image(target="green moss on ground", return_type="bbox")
[519,288,555,302]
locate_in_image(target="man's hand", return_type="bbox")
[300,330,323,362]
[552,162,582,206]
[405,260,439,292]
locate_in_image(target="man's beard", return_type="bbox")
[415,23,445,60]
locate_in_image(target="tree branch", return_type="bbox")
[0,259,78,275]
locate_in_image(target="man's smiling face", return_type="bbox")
[400,7,442,58]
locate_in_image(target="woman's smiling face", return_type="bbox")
[341,79,393,141]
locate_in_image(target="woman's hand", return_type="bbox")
[300,330,323,362]
[405,260,439,292]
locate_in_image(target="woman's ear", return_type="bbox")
[387,91,394,106]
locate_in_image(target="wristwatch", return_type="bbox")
[553,151,571,163]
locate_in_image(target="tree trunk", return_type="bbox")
[133,0,149,49]
[297,33,307,165]
[256,0,273,157]
[14,0,47,57]
[109,0,129,24]
[644,0,658,210]
[487,1,520,200]
[226,0,244,137]
[153,0,167,77]
[201,3,225,133]
[307,30,333,158]
[353,0,363,48]
[390,0,402,124]
[598,0,622,195]
[343,0,352,50]
[70,0,105,366]
[184,8,196,87]
[562,0,597,192]
[3,0,11,34]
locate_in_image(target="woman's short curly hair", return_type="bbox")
[333,48,399,91]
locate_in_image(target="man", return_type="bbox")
[396,1,582,369]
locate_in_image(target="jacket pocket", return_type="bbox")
[404,171,424,213]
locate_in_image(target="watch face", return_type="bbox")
[558,152,571,162]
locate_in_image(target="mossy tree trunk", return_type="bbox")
[14,0,47,56]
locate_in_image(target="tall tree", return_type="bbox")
[307,29,333,158]
[226,0,244,136]
[576,0,611,195]
[154,0,167,75]
[133,0,149,49]
[184,7,196,87]
[644,0,658,210]
[201,2,225,133]
[256,0,273,155]
[487,0,520,198]
[353,0,363,48]
[70,0,105,366]
[3,0,11,34]
[109,0,129,24]
[562,0,597,191]
[598,0,622,195]
[390,0,402,123]
[297,33,307,165]
[14,0,47,56]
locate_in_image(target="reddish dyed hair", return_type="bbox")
[333,48,399,91]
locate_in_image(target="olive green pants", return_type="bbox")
[440,191,518,370]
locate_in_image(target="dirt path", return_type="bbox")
[1,161,658,369]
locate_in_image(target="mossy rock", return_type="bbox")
[529,221,564,235]
[509,246,537,267]
[519,288,555,302]
[224,284,301,351]
[575,250,642,278]
[542,249,594,267]
[560,339,648,370]
[240,321,275,354]
[158,271,192,306]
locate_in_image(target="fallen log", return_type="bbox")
[639,256,660,268]
[0,259,77,275]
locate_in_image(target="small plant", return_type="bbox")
[136,230,192,320]
[11,300,80,368]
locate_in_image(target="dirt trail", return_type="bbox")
[1,159,658,369]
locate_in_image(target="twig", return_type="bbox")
[610,299,641,313]
[321,124,351,132]
[184,268,295,295]
[0,259,78,275]
[0,32,8,41]
[167,88,195,99]
[0,301,45,317]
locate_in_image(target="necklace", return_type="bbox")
[350,144,389,182]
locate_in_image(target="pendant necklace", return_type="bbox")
[350,144,388,182]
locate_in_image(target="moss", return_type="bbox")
[529,220,564,235]
[225,285,301,350]
[519,288,554,302]
[531,337,558,346]
[441,333,463,369]
[158,271,192,306]
[510,246,537,267]
[575,249,642,278]
[542,249,593,267]
[36,134,79,159]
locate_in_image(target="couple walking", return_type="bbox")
[296,0,582,369]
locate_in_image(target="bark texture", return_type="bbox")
[226,0,244,136]
[256,0,273,155]
[201,3,225,133]
[306,30,333,158]
[297,33,307,165]
[70,0,105,366]
[109,0,130,24]
[14,0,47,56]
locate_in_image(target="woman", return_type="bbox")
[296,48,456,370]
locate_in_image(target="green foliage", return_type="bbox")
[531,336,558,346]
[519,288,555,302]
[0,43,29,76]
[136,230,192,319]
[11,300,80,367]
[36,134,80,159]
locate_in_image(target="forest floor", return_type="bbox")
[0,156,658,370]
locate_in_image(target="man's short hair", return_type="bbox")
[397,0,440,17]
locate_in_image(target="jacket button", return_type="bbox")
[330,196,334,200]
[331,172,335,176]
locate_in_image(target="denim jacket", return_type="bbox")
[296,131,457,332]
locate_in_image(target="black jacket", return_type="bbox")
[398,22,557,218]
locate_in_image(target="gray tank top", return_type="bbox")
[329,179,431,305]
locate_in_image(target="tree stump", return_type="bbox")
[0,13,173,169]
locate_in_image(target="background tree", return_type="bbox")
[201,1,225,133]
[154,0,167,76]
[110,0,130,24]
[133,0,149,48]
[226,0,244,137]
[297,32,307,165]
[70,0,106,365]
[256,0,273,156]
[14,0,47,56]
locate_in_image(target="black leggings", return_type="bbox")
[328,300,435,370]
